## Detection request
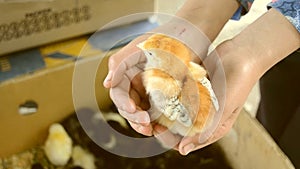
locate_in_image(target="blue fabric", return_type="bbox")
[268,0,300,33]
[232,0,254,20]
[238,0,254,11]
[231,6,244,20]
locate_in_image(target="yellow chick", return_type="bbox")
[44,123,73,166]
[137,34,219,137]
[72,145,96,169]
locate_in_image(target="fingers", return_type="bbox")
[130,84,150,112]
[129,88,141,106]
[109,69,150,121]
[206,107,242,143]
[104,51,146,88]
[103,36,148,88]
[153,125,181,151]
[105,46,151,134]
[112,51,146,87]
[104,50,142,88]
[177,107,242,155]
[103,70,113,88]
[131,73,148,100]
[109,74,136,112]
[118,109,150,124]
[177,134,200,155]
[108,60,145,112]
[127,120,153,136]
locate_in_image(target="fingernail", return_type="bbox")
[136,125,152,136]
[136,125,143,133]
[135,124,144,132]
[183,143,195,155]
[103,71,113,87]
[140,115,150,124]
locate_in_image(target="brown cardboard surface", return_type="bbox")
[218,110,295,169]
[0,0,154,55]
[0,16,158,156]
[0,54,113,157]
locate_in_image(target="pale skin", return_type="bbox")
[103,0,300,155]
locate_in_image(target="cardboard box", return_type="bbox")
[219,110,295,169]
[0,31,116,156]
[0,51,113,157]
[0,18,158,157]
[0,0,154,55]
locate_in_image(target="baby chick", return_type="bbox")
[44,123,73,166]
[72,145,96,169]
[137,34,219,137]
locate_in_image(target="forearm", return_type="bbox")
[176,0,240,41]
[231,8,300,79]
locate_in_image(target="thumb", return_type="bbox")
[103,36,148,88]
[153,125,181,150]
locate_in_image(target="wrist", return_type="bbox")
[217,40,258,81]
[175,0,239,41]
[152,18,211,61]
[230,8,300,78]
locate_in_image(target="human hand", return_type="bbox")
[102,20,258,154]
[103,34,154,136]
[153,40,259,155]
[154,8,300,155]
[103,18,212,137]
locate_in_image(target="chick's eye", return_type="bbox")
[148,51,152,56]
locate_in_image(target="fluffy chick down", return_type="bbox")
[137,34,219,137]
[44,123,72,166]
